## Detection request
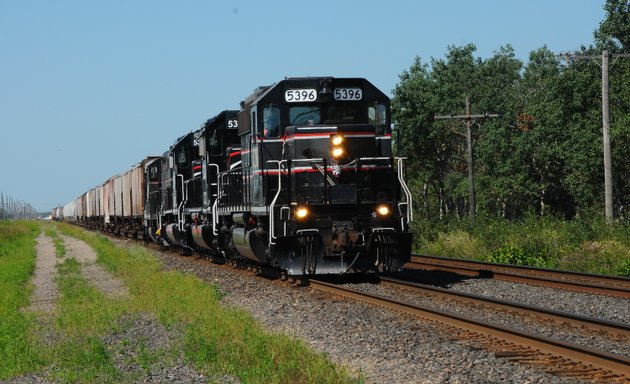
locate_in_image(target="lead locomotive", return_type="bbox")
[56,77,413,276]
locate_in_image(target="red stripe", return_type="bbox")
[228,151,242,158]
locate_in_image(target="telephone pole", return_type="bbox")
[435,96,499,221]
[559,50,630,223]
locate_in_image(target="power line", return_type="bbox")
[435,96,500,221]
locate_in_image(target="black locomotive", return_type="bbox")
[55,77,413,276]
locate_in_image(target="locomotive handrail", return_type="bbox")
[212,199,219,236]
[394,157,413,227]
[267,160,286,245]
[177,174,185,231]
[207,163,220,199]
[206,163,220,235]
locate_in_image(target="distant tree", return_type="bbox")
[594,0,630,51]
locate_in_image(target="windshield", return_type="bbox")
[289,106,320,125]
[326,103,361,123]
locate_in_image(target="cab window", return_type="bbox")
[327,104,358,123]
[263,106,281,138]
[176,147,187,166]
[149,166,159,181]
[289,106,320,125]
[209,131,223,156]
[369,104,388,134]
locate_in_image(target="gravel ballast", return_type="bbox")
[448,277,630,324]
[142,244,591,384]
[343,280,630,358]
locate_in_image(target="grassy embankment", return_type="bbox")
[413,215,630,276]
[0,221,43,379]
[52,222,360,383]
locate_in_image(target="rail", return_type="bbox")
[379,276,630,337]
[409,254,630,299]
[310,279,630,382]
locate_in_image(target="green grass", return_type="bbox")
[44,226,66,258]
[55,222,360,383]
[413,214,630,275]
[48,256,126,383]
[0,220,44,379]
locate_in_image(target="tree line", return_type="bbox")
[0,193,38,220]
[392,0,630,221]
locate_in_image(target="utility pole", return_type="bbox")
[559,50,630,224]
[435,96,499,221]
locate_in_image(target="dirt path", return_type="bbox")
[62,235,128,298]
[27,233,63,313]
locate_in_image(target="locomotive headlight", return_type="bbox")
[331,134,344,146]
[331,146,345,158]
[375,204,391,218]
[294,206,310,220]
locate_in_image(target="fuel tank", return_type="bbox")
[232,227,266,263]
[191,224,214,250]
[165,223,186,247]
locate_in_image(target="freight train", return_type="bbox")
[52,77,413,276]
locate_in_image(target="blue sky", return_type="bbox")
[0,0,606,211]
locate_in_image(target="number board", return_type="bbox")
[285,89,317,103]
[333,88,362,101]
[193,131,202,146]
[227,119,238,129]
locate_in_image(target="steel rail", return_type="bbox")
[379,276,630,337]
[409,254,630,299]
[309,279,630,381]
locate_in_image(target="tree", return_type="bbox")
[595,0,630,51]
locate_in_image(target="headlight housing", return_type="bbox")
[331,134,344,159]
[331,147,344,158]
[331,134,344,146]
[294,206,310,221]
[375,204,391,218]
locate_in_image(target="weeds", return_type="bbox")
[44,225,66,257]
[414,214,630,275]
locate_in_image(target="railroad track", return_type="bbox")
[409,254,630,299]
[310,279,630,383]
[379,276,630,338]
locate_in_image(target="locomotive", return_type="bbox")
[54,77,413,276]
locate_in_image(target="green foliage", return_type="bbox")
[414,215,630,275]
[614,258,630,277]
[557,240,630,276]
[487,244,546,267]
[419,230,488,260]
[393,2,630,221]
[595,0,630,50]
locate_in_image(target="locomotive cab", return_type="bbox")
[219,77,413,275]
[190,110,240,252]
[159,132,197,249]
